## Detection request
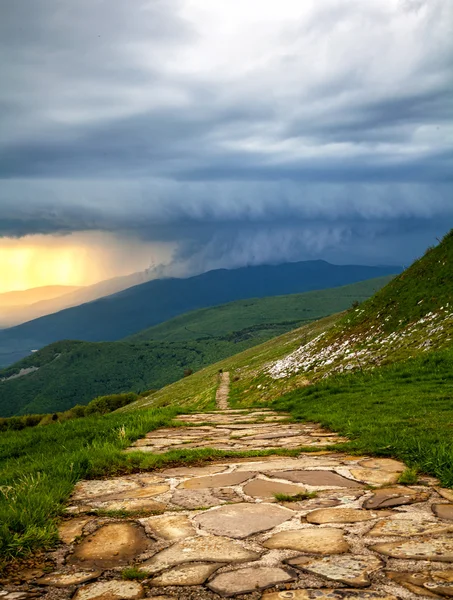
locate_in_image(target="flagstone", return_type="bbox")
[263,527,349,554]
[386,571,453,597]
[160,465,227,477]
[207,566,296,596]
[243,478,307,499]
[150,562,223,586]
[140,535,261,574]
[358,458,405,472]
[113,483,169,499]
[179,471,256,489]
[58,517,93,544]
[90,498,166,513]
[437,489,453,502]
[371,537,453,562]
[71,478,140,501]
[288,554,383,587]
[194,502,293,538]
[433,504,453,520]
[423,570,453,596]
[36,570,102,587]
[368,516,453,537]
[306,508,377,524]
[140,514,194,540]
[349,468,401,486]
[73,580,144,600]
[171,488,242,509]
[262,590,398,600]
[363,486,430,509]
[268,470,363,488]
[68,523,150,568]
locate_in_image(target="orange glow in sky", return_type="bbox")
[0,232,173,293]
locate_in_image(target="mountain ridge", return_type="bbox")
[0,260,401,367]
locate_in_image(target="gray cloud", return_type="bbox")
[0,0,452,271]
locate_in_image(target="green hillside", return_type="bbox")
[128,231,453,414]
[0,277,391,417]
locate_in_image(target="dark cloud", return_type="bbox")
[0,0,452,270]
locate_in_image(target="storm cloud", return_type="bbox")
[0,0,452,272]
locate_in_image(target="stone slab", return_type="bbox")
[363,486,430,509]
[437,488,453,502]
[288,554,383,587]
[368,517,453,537]
[113,483,169,499]
[207,566,296,596]
[243,478,306,499]
[150,562,222,586]
[262,591,398,600]
[171,487,242,509]
[433,503,453,520]
[58,517,93,544]
[91,498,166,513]
[268,470,363,488]
[68,523,150,568]
[349,468,401,486]
[371,537,453,562]
[386,571,452,597]
[140,535,261,574]
[71,478,140,501]
[140,514,194,540]
[73,580,144,600]
[179,471,255,489]
[36,570,102,587]
[306,508,377,524]
[194,503,293,538]
[263,527,349,554]
[358,458,405,472]
[161,465,226,477]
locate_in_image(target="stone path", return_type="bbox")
[216,372,231,410]
[4,409,453,600]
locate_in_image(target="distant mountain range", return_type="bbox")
[0,270,157,329]
[0,260,402,368]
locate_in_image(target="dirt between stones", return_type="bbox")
[4,408,453,600]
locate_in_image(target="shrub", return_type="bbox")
[84,392,138,415]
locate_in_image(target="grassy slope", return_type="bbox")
[126,276,391,342]
[0,277,391,417]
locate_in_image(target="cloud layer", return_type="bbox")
[0,0,452,271]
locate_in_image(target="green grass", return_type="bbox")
[0,276,392,417]
[272,347,453,487]
[274,491,317,502]
[398,468,419,485]
[127,276,393,342]
[121,567,148,581]
[342,229,453,335]
[0,406,181,563]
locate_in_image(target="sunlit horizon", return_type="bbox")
[0,232,174,294]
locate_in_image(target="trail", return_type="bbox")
[215,370,230,410]
[5,408,451,600]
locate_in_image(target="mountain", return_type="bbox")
[0,260,401,367]
[0,285,81,307]
[127,230,453,415]
[0,276,393,416]
[0,269,157,329]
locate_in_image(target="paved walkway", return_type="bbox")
[215,371,231,410]
[4,409,453,600]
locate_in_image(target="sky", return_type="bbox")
[0,0,452,292]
